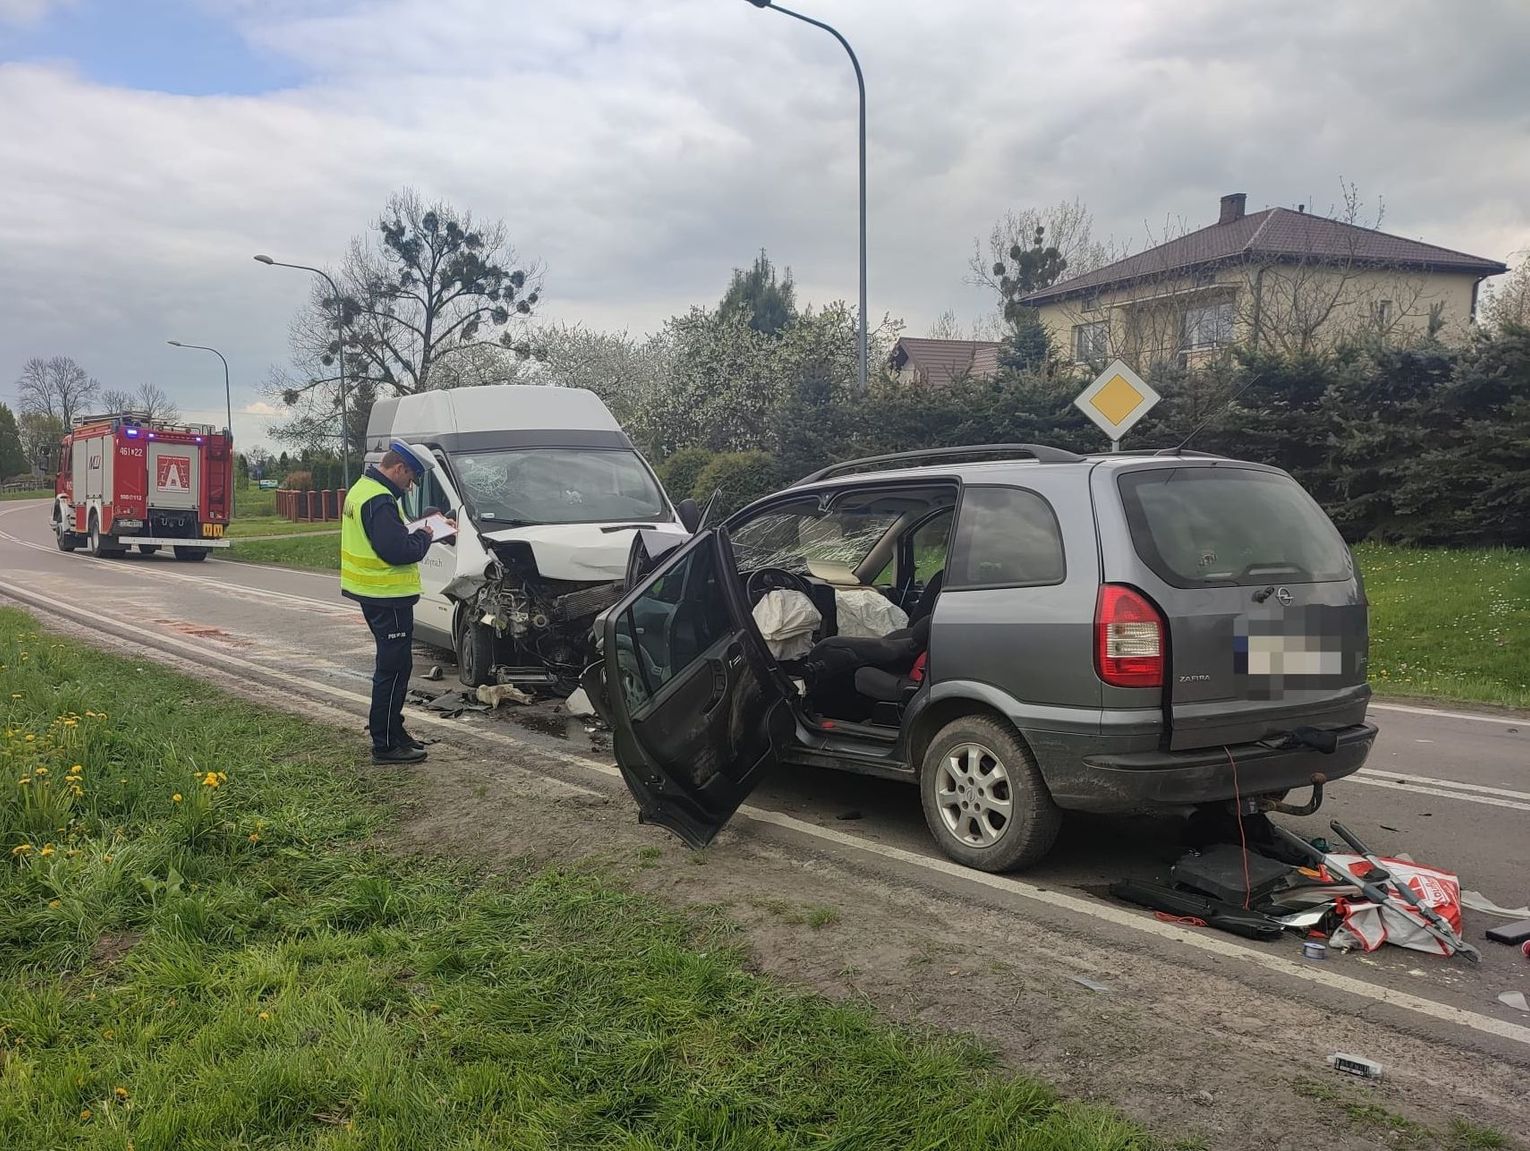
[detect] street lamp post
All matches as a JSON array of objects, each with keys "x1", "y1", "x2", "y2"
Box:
[
  {"x1": 254, "y1": 254, "x2": 351, "y2": 490},
  {"x1": 746, "y1": 0, "x2": 868, "y2": 392},
  {"x1": 166, "y1": 339, "x2": 235, "y2": 514}
]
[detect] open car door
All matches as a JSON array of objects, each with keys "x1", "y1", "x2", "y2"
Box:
[{"x1": 600, "y1": 528, "x2": 793, "y2": 847}]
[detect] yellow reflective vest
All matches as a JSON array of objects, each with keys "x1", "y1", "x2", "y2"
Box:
[{"x1": 340, "y1": 474, "x2": 423, "y2": 600}]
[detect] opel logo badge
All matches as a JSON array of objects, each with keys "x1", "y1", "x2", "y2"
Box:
[{"x1": 1276, "y1": 587, "x2": 1294, "y2": 607}]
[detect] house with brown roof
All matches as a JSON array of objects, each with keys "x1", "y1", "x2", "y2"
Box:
[
  {"x1": 1020, "y1": 193, "x2": 1507, "y2": 372},
  {"x1": 888, "y1": 337, "x2": 1002, "y2": 387}
]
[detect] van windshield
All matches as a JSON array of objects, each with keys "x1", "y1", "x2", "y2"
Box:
[
  {"x1": 1118, "y1": 466, "x2": 1352, "y2": 587},
  {"x1": 452, "y1": 448, "x2": 668, "y2": 526}
]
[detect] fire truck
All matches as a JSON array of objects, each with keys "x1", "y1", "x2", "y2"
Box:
[{"x1": 52, "y1": 413, "x2": 233, "y2": 561}]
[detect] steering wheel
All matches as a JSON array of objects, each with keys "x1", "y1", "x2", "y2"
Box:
[{"x1": 746, "y1": 566, "x2": 815, "y2": 607}]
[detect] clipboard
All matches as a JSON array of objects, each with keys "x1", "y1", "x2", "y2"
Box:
[{"x1": 406, "y1": 512, "x2": 457, "y2": 542}]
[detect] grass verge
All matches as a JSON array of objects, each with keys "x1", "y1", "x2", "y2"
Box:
[
  {"x1": 0, "y1": 607, "x2": 1154, "y2": 1149},
  {"x1": 0, "y1": 490, "x2": 51, "y2": 502},
  {"x1": 1356, "y1": 543, "x2": 1530, "y2": 711},
  {"x1": 224, "y1": 533, "x2": 339, "y2": 571}
]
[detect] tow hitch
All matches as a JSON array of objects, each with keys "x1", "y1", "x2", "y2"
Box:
[{"x1": 1236, "y1": 772, "x2": 1327, "y2": 818}]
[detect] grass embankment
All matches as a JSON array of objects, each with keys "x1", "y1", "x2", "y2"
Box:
[
  {"x1": 0, "y1": 607, "x2": 1153, "y2": 1149},
  {"x1": 0, "y1": 489, "x2": 51, "y2": 502},
  {"x1": 1357, "y1": 544, "x2": 1530, "y2": 711},
  {"x1": 224, "y1": 487, "x2": 340, "y2": 570}
]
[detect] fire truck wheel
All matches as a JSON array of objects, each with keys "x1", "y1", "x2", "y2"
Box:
[
  {"x1": 173, "y1": 547, "x2": 209, "y2": 563},
  {"x1": 137, "y1": 545, "x2": 161, "y2": 556},
  {"x1": 55, "y1": 522, "x2": 80, "y2": 552},
  {"x1": 88, "y1": 516, "x2": 125, "y2": 559}
]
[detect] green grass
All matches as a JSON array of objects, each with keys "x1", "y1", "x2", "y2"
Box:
[
  {"x1": 1356, "y1": 543, "x2": 1530, "y2": 710},
  {"x1": 224, "y1": 533, "x2": 339, "y2": 571},
  {"x1": 0, "y1": 489, "x2": 51, "y2": 502},
  {"x1": 0, "y1": 607, "x2": 1156, "y2": 1150}
]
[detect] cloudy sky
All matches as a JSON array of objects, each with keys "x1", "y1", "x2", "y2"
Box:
[{"x1": 2, "y1": 0, "x2": 1527, "y2": 449}]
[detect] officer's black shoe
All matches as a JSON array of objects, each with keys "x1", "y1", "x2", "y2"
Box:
[
  {"x1": 372, "y1": 745, "x2": 428, "y2": 765},
  {"x1": 398, "y1": 729, "x2": 428, "y2": 751}
]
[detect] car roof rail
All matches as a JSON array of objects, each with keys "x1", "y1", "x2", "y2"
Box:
[
  {"x1": 1149, "y1": 447, "x2": 1225, "y2": 458},
  {"x1": 794, "y1": 443, "x2": 1084, "y2": 486}
]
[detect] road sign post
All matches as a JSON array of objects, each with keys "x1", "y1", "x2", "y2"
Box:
[{"x1": 1074, "y1": 359, "x2": 1160, "y2": 450}]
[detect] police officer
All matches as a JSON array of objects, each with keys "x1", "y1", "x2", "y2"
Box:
[{"x1": 340, "y1": 441, "x2": 451, "y2": 764}]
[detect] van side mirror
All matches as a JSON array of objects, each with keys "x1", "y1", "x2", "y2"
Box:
[{"x1": 676, "y1": 498, "x2": 701, "y2": 534}]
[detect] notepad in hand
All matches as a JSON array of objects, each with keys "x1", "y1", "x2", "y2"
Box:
[{"x1": 406, "y1": 513, "x2": 457, "y2": 542}]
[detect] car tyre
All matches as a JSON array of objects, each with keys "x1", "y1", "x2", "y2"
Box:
[
  {"x1": 88, "y1": 514, "x2": 124, "y2": 559},
  {"x1": 456, "y1": 611, "x2": 495, "y2": 687},
  {"x1": 173, "y1": 546, "x2": 208, "y2": 562},
  {"x1": 919, "y1": 714, "x2": 1061, "y2": 872}
]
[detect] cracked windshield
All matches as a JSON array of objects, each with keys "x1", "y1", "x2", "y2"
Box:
[
  {"x1": 731, "y1": 503, "x2": 897, "y2": 574},
  {"x1": 454, "y1": 448, "x2": 666, "y2": 525}
]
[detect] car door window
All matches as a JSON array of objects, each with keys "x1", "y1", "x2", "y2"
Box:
[
  {"x1": 615, "y1": 539, "x2": 733, "y2": 712},
  {"x1": 910, "y1": 511, "x2": 952, "y2": 585},
  {"x1": 947, "y1": 487, "x2": 1065, "y2": 589}
]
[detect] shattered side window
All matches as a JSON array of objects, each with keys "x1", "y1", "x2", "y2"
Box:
[{"x1": 731, "y1": 502, "x2": 899, "y2": 575}]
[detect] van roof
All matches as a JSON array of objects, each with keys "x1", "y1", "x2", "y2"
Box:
[{"x1": 366, "y1": 386, "x2": 624, "y2": 448}]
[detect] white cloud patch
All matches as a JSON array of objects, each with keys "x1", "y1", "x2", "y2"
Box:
[
  {"x1": 0, "y1": 0, "x2": 74, "y2": 26},
  {"x1": 241, "y1": 401, "x2": 281, "y2": 416},
  {"x1": 2, "y1": 0, "x2": 1528, "y2": 433}
]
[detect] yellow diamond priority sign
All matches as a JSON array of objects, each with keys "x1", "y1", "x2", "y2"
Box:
[{"x1": 1074, "y1": 359, "x2": 1159, "y2": 446}]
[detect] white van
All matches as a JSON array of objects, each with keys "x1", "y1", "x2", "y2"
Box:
[{"x1": 364, "y1": 385, "x2": 697, "y2": 691}]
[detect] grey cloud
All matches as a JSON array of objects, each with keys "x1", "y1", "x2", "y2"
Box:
[{"x1": 2, "y1": 0, "x2": 1527, "y2": 431}]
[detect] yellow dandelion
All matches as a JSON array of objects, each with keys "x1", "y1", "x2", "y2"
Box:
[
  {"x1": 39, "y1": 845, "x2": 55, "y2": 857},
  {"x1": 10, "y1": 843, "x2": 32, "y2": 856},
  {"x1": 257, "y1": 1010, "x2": 270, "y2": 1021},
  {"x1": 80, "y1": 1108, "x2": 92, "y2": 1121},
  {"x1": 17, "y1": 778, "x2": 30, "y2": 787},
  {"x1": 33, "y1": 766, "x2": 48, "y2": 776},
  {"x1": 69, "y1": 785, "x2": 84, "y2": 798},
  {"x1": 112, "y1": 1086, "x2": 128, "y2": 1101},
  {"x1": 171, "y1": 793, "x2": 183, "y2": 804},
  {"x1": 24, "y1": 734, "x2": 35, "y2": 743},
  {"x1": 48, "y1": 899, "x2": 60, "y2": 908},
  {"x1": 248, "y1": 832, "x2": 260, "y2": 843}
]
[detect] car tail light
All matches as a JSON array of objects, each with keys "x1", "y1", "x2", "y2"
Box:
[{"x1": 1095, "y1": 584, "x2": 1164, "y2": 688}]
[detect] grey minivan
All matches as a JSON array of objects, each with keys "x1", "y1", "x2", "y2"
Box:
[{"x1": 586, "y1": 444, "x2": 1376, "y2": 872}]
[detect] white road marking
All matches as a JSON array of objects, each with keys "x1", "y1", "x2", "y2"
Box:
[
  {"x1": 1356, "y1": 769, "x2": 1530, "y2": 803},
  {"x1": 1347, "y1": 776, "x2": 1530, "y2": 813},
  {"x1": 3, "y1": 575, "x2": 1528, "y2": 1051},
  {"x1": 0, "y1": 525, "x2": 351, "y2": 617},
  {"x1": 1371, "y1": 701, "x2": 1525, "y2": 727}
]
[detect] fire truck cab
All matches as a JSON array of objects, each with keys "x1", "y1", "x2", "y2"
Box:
[{"x1": 52, "y1": 413, "x2": 234, "y2": 561}]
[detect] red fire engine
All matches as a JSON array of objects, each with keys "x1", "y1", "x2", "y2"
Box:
[{"x1": 52, "y1": 413, "x2": 233, "y2": 561}]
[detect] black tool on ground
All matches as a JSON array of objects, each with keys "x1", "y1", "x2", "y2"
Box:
[
  {"x1": 1327, "y1": 819, "x2": 1481, "y2": 963},
  {"x1": 1485, "y1": 919, "x2": 1530, "y2": 946},
  {"x1": 1110, "y1": 879, "x2": 1287, "y2": 941},
  {"x1": 1271, "y1": 823, "x2": 1479, "y2": 963},
  {"x1": 1171, "y1": 844, "x2": 1295, "y2": 906}
]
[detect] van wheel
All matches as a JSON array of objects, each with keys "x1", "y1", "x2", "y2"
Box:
[
  {"x1": 456, "y1": 612, "x2": 495, "y2": 687},
  {"x1": 919, "y1": 715, "x2": 1061, "y2": 872},
  {"x1": 173, "y1": 547, "x2": 208, "y2": 562}
]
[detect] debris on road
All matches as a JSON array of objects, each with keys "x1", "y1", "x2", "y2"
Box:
[
  {"x1": 1327, "y1": 1053, "x2": 1384, "y2": 1080},
  {"x1": 423, "y1": 665, "x2": 444, "y2": 681},
  {"x1": 476, "y1": 683, "x2": 534, "y2": 709},
  {"x1": 405, "y1": 688, "x2": 491, "y2": 719},
  {"x1": 1497, "y1": 991, "x2": 1529, "y2": 1013},
  {"x1": 1467, "y1": 892, "x2": 1530, "y2": 920},
  {"x1": 1484, "y1": 918, "x2": 1530, "y2": 945},
  {"x1": 1070, "y1": 976, "x2": 1111, "y2": 993},
  {"x1": 563, "y1": 687, "x2": 596, "y2": 717}
]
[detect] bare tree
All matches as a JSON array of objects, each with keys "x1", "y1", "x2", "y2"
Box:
[
  {"x1": 969, "y1": 199, "x2": 1120, "y2": 301},
  {"x1": 100, "y1": 388, "x2": 136, "y2": 413},
  {"x1": 135, "y1": 383, "x2": 180, "y2": 423},
  {"x1": 270, "y1": 189, "x2": 544, "y2": 453},
  {"x1": 15, "y1": 355, "x2": 101, "y2": 426},
  {"x1": 1482, "y1": 249, "x2": 1530, "y2": 330}
]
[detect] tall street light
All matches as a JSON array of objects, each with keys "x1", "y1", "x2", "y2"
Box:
[
  {"x1": 166, "y1": 339, "x2": 235, "y2": 513},
  {"x1": 254, "y1": 253, "x2": 351, "y2": 490},
  {"x1": 746, "y1": 0, "x2": 868, "y2": 392}
]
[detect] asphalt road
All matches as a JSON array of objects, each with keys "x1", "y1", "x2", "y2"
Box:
[{"x1": 2, "y1": 497, "x2": 1527, "y2": 1055}]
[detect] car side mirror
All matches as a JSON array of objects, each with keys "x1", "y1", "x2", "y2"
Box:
[{"x1": 676, "y1": 497, "x2": 701, "y2": 534}]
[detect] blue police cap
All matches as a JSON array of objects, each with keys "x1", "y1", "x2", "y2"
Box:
[{"x1": 387, "y1": 440, "x2": 428, "y2": 476}]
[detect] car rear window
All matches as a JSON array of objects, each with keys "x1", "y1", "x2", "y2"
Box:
[{"x1": 1117, "y1": 467, "x2": 1352, "y2": 588}]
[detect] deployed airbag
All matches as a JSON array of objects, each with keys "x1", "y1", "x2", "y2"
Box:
[
  {"x1": 752, "y1": 590, "x2": 821, "y2": 660},
  {"x1": 834, "y1": 588, "x2": 909, "y2": 639}
]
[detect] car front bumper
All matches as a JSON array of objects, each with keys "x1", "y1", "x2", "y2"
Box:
[{"x1": 1043, "y1": 722, "x2": 1377, "y2": 813}]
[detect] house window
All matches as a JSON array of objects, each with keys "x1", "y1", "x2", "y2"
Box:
[
  {"x1": 1073, "y1": 321, "x2": 1109, "y2": 363},
  {"x1": 1182, "y1": 300, "x2": 1234, "y2": 350},
  {"x1": 1375, "y1": 300, "x2": 1394, "y2": 327}
]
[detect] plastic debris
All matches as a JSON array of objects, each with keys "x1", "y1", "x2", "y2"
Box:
[
  {"x1": 1499, "y1": 991, "x2": 1530, "y2": 1013},
  {"x1": 477, "y1": 683, "x2": 534, "y2": 709},
  {"x1": 1070, "y1": 976, "x2": 1110, "y2": 993},
  {"x1": 564, "y1": 687, "x2": 596, "y2": 717},
  {"x1": 1327, "y1": 1053, "x2": 1383, "y2": 1080},
  {"x1": 423, "y1": 665, "x2": 443, "y2": 681}
]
